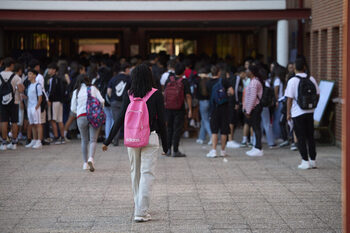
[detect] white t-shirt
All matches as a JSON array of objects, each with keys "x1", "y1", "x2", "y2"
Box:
[
  {"x1": 285, "y1": 73, "x2": 320, "y2": 118},
  {"x1": 160, "y1": 70, "x2": 174, "y2": 86},
  {"x1": 35, "y1": 73, "x2": 45, "y2": 91},
  {"x1": 273, "y1": 77, "x2": 284, "y2": 100},
  {"x1": 27, "y1": 82, "x2": 42, "y2": 109}
]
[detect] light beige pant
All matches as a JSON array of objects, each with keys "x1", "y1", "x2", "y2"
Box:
[{"x1": 127, "y1": 131, "x2": 159, "y2": 217}]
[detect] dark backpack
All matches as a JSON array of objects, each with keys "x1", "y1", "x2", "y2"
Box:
[
  {"x1": 164, "y1": 75, "x2": 184, "y2": 110},
  {"x1": 0, "y1": 73, "x2": 15, "y2": 106},
  {"x1": 259, "y1": 86, "x2": 275, "y2": 107},
  {"x1": 210, "y1": 78, "x2": 228, "y2": 106},
  {"x1": 296, "y1": 74, "x2": 318, "y2": 110},
  {"x1": 94, "y1": 78, "x2": 110, "y2": 107},
  {"x1": 35, "y1": 83, "x2": 47, "y2": 112},
  {"x1": 199, "y1": 77, "x2": 209, "y2": 97}
]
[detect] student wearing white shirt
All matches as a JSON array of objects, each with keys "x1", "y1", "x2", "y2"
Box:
[
  {"x1": 160, "y1": 59, "x2": 176, "y2": 88},
  {"x1": 272, "y1": 65, "x2": 286, "y2": 140},
  {"x1": 285, "y1": 58, "x2": 320, "y2": 169}
]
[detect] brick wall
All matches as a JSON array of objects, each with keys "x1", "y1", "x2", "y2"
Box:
[{"x1": 310, "y1": 0, "x2": 343, "y2": 143}]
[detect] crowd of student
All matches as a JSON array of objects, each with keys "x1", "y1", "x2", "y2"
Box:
[{"x1": 0, "y1": 52, "x2": 319, "y2": 171}]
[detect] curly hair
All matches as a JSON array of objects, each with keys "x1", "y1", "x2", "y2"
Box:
[{"x1": 129, "y1": 64, "x2": 154, "y2": 98}]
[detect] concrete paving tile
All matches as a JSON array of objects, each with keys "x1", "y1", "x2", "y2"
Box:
[
  {"x1": 285, "y1": 218, "x2": 329, "y2": 229},
  {"x1": 169, "y1": 210, "x2": 205, "y2": 220}
]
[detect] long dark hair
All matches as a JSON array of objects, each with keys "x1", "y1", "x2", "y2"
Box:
[
  {"x1": 75, "y1": 75, "x2": 92, "y2": 97},
  {"x1": 129, "y1": 64, "x2": 154, "y2": 98},
  {"x1": 248, "y1": 64, "x2": 265, "y2": 87}
]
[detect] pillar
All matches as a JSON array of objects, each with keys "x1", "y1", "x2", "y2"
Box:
[{"x1": 277, "y1": 20, "x2": 289, "y2": 67}]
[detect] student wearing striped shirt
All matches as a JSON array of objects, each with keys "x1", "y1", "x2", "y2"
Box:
[{"x1": 243, "y1": 65, "x2": 264, "y2": 157}]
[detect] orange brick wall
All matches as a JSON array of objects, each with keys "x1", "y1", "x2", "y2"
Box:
[{"x1": 310, "y1": 0, "x2": 343, "y2": 143}]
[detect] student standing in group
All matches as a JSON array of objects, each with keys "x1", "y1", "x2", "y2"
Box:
[
  {"x1": 206, "y1": 65, "x2": 231, "y2": 158},
  {"x1": 24, "y1": 69, "x2": 43, "y2": 149},
  {"x1": 243, "y1": 65, "x2": 264, "y2": 156},
  {"x1": 103, "y1": 64, "x2": 167, "y2": 222},
  {"x1": 285, "y1": 57, "x2": 319, "y2": 169},
  {"x1": 47, "y1": 62, "x2": 66, "y2": 144},
  {"x1": 0, "y1": 57, "x2": 24, "y2": 150},
  {"x1": 107, "y1": 62, "x2": 131, "y2": 146},
  {"x1": 71, "y1": 75, "x2": 105, "y2": 171},
  {"x1": 160, "y1": 59, "x2": 176, "y2": 89},
  {"x1": 164, "y1": 62, "x2": 192, "y2": 157}
]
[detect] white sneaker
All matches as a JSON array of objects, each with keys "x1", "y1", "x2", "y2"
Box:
[
  {"x1": 208, "y1": 140, "x2": 212, "y2": 146},
  {"x1": 226, "y1": 140, "x2": 240, "y2": 149},
  {"x1": 309, "y1": 160, "x2": 317, "y2": 169},
  {"x1": 246, "y1": 147, "x2": 264, "y2": 157},
  {"x1": 7, "y1": 143, "x2": 17, "y2": 150},
  {"x1": 189, "y1": 119, "x2": 196, "y2": 128},
  {"x1": 183, "y1": 131, "x2": 189, "y2": 138},
  {"x1": 134, "y1": 213, "x2": 151, "y2": 222},
  {"x1": 25, "y1": 140, "x2": 36, "y2": 148},
  {"x1": 0, "y1": 144, "x2": 7, "y2": 151},
  {"x1": 196, "y1": 139, "x2": 204, "y2": 144},
  {"x1": 298, "y1": 160, "x2": 311, "y2": 169},
  {"x1": 32, "y1": 141, "x2": 42, "y2": 149},
  {"x1": 83, "y1": 163, "x2": 89, "y2": 170},
  {"x1": 220, "y1": 150, "x2": 227, "y2": 157},
  {"x1": 206, "y1": 149, "x2": 218, "y2": 158},
  {"x1": 88, "y1": 158, "x2": 95, "y2": 172}
]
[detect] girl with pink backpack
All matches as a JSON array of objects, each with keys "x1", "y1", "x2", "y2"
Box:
[{"x1": 102, "y1": 64, "x2": 167, "y2": 222}]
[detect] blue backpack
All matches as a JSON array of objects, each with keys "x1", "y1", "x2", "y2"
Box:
[{"x1": 210, "y1": 78, "x2": 228, "y2": 106}]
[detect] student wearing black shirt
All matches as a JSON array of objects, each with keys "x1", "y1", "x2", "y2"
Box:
[
  {"x1": 164, "y1": 62, "x2": 192, "y2": 157},
  {"x1": 103, "y1": 64, "x2": 167, "y2": 222}
]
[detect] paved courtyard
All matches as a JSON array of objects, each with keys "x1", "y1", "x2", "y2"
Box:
[{"x1": 0, "y1": 135, "x2": 342, "y2": 233}]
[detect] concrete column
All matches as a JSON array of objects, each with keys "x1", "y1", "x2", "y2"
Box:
[
  {"x1": 277, "y1": 20, "x2": 289, "y2": 67},
  {"x1": 258, "y1": 27, "x2": 268, "y2": 64},
  {"x1": 0, "y1": 27, "x2": 4, "y2": 57}
]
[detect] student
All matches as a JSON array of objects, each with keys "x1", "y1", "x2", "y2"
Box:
[
  {"x1": 71, "y1": 75, "x2": 105, "y2": 172},
  {"x1": 206, "y1": 65, "x2": 231, "y2": 158},
  {"x1": 240, "y1": 67, "x2": 252, "y2": 147},
  {"x1": 272, "y1": 65, "x2": 287, "y2": 140},
  {"x1": 285, "y1": 57, "x2": 319, "y2": 169},
  {"x1": 243, "y1": 65, "x2": 264, "y2": 156},
  {"x1": 103, "y1": 64, "x2": 167, "y2": 222},
  {"x1": 0, "y1": 57, "x2": 24, "y2": 150},
  {"x1": 164, "y1": 62, "x2": 192, "y2": 157},
  {"x1": 24, "y1": 69, "x2": 43, "y2": 149},
  {"x1": 47, "y1": 62, "x2": 65, "y2": 144},
  {"x1": 160, "y1": 59, "x2": 176, "y2": 88},
  {"x1": 107, "y1": 62, "x2": 131, "y2": 146}
]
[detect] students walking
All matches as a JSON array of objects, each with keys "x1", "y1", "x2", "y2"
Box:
[
  {"x1": 71, "y1": 75, "x2": 105, "y2": 172},
  {"x1": 285, "y1": 57, "x2": 319, "y2": 169},
  {"x1": 102, "y1": 64, "x2": 167, "y2": 222}
]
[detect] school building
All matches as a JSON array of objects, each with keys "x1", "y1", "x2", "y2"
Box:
[{"x1": 0, "y1": 0, "x2": 343, "y2": 143}]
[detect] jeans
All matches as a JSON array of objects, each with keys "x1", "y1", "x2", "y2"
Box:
[
  {"x1": 198, "y1": 100, "x2": 212, "y2": 141},
  {"x1": 293, "y1": 113, "x2": 317, "y2": 161},
  {"x1": 127, "y1": 131, "x2": 159, "y2": 216},
  {"x1": 261, "y1": 107, "x2": 275, "y2": 146},
  {"x1": 166, "y1": 109, "x2": 185, "y2": 152},
  {"x1": 77, "y1": 116, "x2": 100, "y2": 163},
  {"x1": 248, "y1": 105, "x2": 263, "y2": 150},
  {"x1": 273, "y1": 103, "x2": 283, "y2": 139},
  {"x1": 104, "y1": 107, "x2": 114, "y2": 139}
]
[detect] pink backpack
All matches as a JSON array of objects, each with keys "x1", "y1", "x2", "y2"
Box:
[{"x1": 124, "y1": 88, "x2": 157, "y2": 148}]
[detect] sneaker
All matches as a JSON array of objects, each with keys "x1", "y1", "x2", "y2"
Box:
[
  {"x1": 226, "y1": 140, "x2": 240, "y2": 149},
  {"x1": 246, "y1": 147, "x2": 264, "y2": 157},
  {"x1": 206, "y1": 149, "x2": 217, "y2": 158},
  {"x1": 25, "y1": 140, "x2": 36, "y2": 148},
  {"x1": 309, "y1": 160, "x2": 317, "y2": 169},
  {"x1": 196, "y1": 139, "x2": 204, "y2": 145},
  {"x1": 220, "y1": 150, "x2": 227, "y2": 157},
  {"x1": 60, "y1": 138, "x2": 66, "y2": 144},
  {"x1": 172, "y1": 151, "x2": 186, "y2": 157},
  {"x1": 0, "y1": 144, "x2": 7, "y2": 151},
  {"x1": 290, "y1": 143, "x2": 298, "y2": 151},
  {"x1": 41, "y1": 140, "x2": 50, "y2": 145},
  {"x1": 134, "y1": 213, "x2": 151, "y2": 222},
  {"x1": 268, "y1": 144, "x2": 278, "y2": 149},
  {"x1": 208, "y1": 140, "x2": 212, "y2": 146},
  {"x1": 53, "y1": 137, "x2": 62, "y2": 145},
  {"x1": 240, "y1": 141, "x2": 248, "y2": 148},
  {"x1": 279, "y1": 140, "x2": 289, "y2": 147},
  {"x1": 25, "y1": 139, "x2": 32, "y2": 146},
  {"x1": 83, "y1": 162, "x2": 89, "y2": 170},
  {"x1": 298, "y1": 160, "x2": 310, "y2": 169},
  {"x1": 64, "y1": 136, "x2": 70, "y2": 142},
  {"x1": 88, "y1": 158, "x2": 95, "y2": 172},
  {"x1": 189, "y1": 119, "x2": 196, "y2": 128},
  {"x1": 248, "y1": 142, "x2": 254, "y2": 147},
  {"x1": 183, "y1": 131, "x2": 189, "y2": 138},
  {"x1": 166, "y1": 150, "x2": 172, "y2": 157},
  {"x1": 7, "y1": 143, "x2": 17, "y2": 150},
  {"x1": 32, "y1": 141, "x2": 42, "y2": 149}
]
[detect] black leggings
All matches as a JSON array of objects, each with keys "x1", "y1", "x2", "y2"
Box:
[{"x1": 248, "y1": 105, "x2": 263, "y2": 150}]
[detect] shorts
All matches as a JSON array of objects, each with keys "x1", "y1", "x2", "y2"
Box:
[
  {"x1": 210, "y1": 103, "x2": 230, "y2": 134},
  {"x1": 18, "y1": 106, "x2": 24, "y2": 126},
  {"x1": 27, "y1": 107, "x2": 41, "y2": 125},
  {"x1": 229, "y1": 107, "x2": 238, "y2": 125},
  {"x1": 0, "y1": 104, "x2": 19, "y2": 123},
  {"x1": 48, "y1": 101, "x2": 63, "y2": 122}
]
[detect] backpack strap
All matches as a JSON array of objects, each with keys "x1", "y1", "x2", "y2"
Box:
[
  {"x1": 143, "y1": 88, "x2": 157, "y2": 102},
  {"x1": 0, "y1": 73, "x2": 15, "y2": 85}
]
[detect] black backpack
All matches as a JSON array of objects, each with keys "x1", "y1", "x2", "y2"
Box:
[
  {"x1": 0, "y1": 73, "x2": 16, "y2": 106},
  {"x1": 259, "y1": 85, "x2": 275, "y2": 108},
  {"x1": 35, "y1": 83, "x2": 47, "y2": 112},
  {"x1": 296, "y1": 74, "x2": 318, "y2": 110}
]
